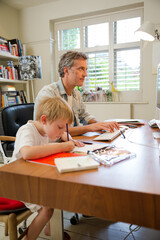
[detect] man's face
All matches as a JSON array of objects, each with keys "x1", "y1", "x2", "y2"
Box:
[{"x1": 66, "y1": 59, "x2": 88, "y2": 87}]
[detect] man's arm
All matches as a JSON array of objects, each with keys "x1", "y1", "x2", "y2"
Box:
[
  {"x1": 68, "y1": 123, "x2": 95, "y2": 136},
  {"x1": 69, "y1": 118, "x2": 119, "y2": 136}
]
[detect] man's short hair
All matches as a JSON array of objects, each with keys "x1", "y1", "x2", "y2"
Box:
[
  {"x1": 58, "y1": 51, "x2": 88, "y2": 78},
  {"x1": 36, "y1": 96, "x2": 73, "y2": 124}
]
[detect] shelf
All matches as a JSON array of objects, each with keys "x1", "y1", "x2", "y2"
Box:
[
  {"x1": 0, "y1": 52, "x2": 19, "y2": 61},
  {"x1": 0, "y1": 79, "x2": 27, "y2": 84}
]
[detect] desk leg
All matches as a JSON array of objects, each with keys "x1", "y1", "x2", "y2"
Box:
[{"x1": 50, "y1": 209, "x2": 64, "y2": 240}]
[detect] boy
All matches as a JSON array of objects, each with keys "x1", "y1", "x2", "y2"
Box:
[{"x1": 12, "y1": 96, "x2": 77, "y2": 240}]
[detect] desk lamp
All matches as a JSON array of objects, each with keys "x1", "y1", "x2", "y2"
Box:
[{"x1": 135, "y1": 21, "x2": 160, "y2": 41}]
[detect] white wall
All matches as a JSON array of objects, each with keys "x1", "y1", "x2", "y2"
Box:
[
  {"x1": 0, "y1": 2, "x2": 20, "y2": 39},
  {"x1": 2, "y1": 0, "x2": 160, "y2": 121}
]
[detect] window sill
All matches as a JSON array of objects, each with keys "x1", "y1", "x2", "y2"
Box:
[{"x1": 84, "y1": 101, "x2": 149, "y2": 104}]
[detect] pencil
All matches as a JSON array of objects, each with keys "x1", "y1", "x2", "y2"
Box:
[
  {"x1": 66, "y1": 123, "x2": 69, "y2": 141},
  {"x1": 120, "y1": 130, "x2": 125, "y2": 139}
]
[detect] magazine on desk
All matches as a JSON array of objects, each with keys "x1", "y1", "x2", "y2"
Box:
[
  {"x1": 87, "y1": 145, "x2": 136, "y2": 166},
  {"x1": 111, "y1": 119, "x2": 144, "y2": 125}
]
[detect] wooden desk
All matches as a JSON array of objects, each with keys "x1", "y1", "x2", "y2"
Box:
[{"x1": 0, "y1": 123, "x2": 160, "y2": 234}]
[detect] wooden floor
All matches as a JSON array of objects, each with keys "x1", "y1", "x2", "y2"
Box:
[{"x1": 1, "y1": 211, "x2": 160, "y2": 240}]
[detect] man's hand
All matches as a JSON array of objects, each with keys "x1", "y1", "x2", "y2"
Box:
[{"x1": 88, "y1": 121, "x2": 119, "y2": 132}]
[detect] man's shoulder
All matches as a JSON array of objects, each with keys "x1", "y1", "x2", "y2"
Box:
[
  {"x1": 41, "y1": 82, "x2": 58, "y2": 91},
  {"x1": 37, "y1": 82, "x2": 59, "y2": 97}
]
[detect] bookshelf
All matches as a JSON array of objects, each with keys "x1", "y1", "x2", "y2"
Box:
[
  {"x1": 0, "y1": 52, "x2": 30, "y2": 103},
  {"x1": 0, "y1": 50, "x2": 39, "y2": 104},
  {"x1": 0, "y1": 37, "x2": 42, "y2": 105},
  {"x1": 0, "y1": 36, "x2": 43, "y2": 106},
  {"x1": 0, "y1": 51, "x2": 19, "y2": 60}
]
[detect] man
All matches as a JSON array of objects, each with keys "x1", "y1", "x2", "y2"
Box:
[{"x1": 34, "y1": 51, "x2": 119, "y2": 136}]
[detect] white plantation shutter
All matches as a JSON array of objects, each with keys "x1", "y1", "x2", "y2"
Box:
[
  {"x1": 85, "y1": 52, "x2": 109, "y2": 91},
  {"x1": 58, "y1": 27, "x2": 80, "y2": 51},
  {"x1": 54, "y1": 8, "x2": 143, "y2": 100},
  {"x1": 114, "y1": 17, "x2": 141, "y2": 44},
  {"x1": 84, "y1": 22, "x2": 109, "y2": 48},
  {"x1": 113, "y1": 48, "x2": 140, "y2": 90},
  {"x1": 113, "y1": 17, "x2": 141, "y2": 91}
]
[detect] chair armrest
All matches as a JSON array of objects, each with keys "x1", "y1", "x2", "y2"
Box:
[{"x1": 0, "y1": 136, "x2": 16, "y2": 141}]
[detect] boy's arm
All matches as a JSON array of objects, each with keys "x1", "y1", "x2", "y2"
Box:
[{"x1": 20, "y1": 141, "x2": 75, "y2": 160}]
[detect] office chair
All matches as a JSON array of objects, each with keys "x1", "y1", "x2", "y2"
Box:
[
  {"x1": 0, "y1": 103, "x2": 34, "y2": 239},
  {"x1": 0, "y1": 103, "x2": 34, "y2": 164}
]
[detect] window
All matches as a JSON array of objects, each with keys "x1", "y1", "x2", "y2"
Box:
[
  {"x1": 114, "y1": 48, "x2": 140, "y2": 90},
  {"x1": 54, "y1": 8, "x2": 143, "y2": 101},
  {"x1": 84, "y1": 22, "x2": 109, "y2": 47},
  {"x1": 58, "y1": 28, "x2": 80, "y2": 50},
  {"x1": 85, "y1": 52, "x2": 109, "y2": 90}
]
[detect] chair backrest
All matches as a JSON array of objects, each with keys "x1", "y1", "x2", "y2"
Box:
[{"x1": 2, "y1": 103, "x2": 34, "y2": 137}]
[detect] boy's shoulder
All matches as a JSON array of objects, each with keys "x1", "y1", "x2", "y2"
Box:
[{"x1": 18, "y1": 121, "x2": 35, "y2": 132}]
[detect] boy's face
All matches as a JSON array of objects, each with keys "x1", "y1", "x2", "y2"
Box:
[{"x1": 44, "y1": 118, "x2": 67, "y2": 141}]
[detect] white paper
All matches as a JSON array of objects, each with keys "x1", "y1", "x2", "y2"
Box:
[{"x1": 73, "y1": 143, "x2": 108, "y2": 153}]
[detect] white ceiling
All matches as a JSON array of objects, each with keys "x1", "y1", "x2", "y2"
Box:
[{"x1": 2, "y1": 0, "x2": 59, "y2": 10}]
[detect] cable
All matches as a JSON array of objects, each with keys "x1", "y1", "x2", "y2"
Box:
[
  {"x1": 124, "y1": 127, "x2": 160, "y2": 150},
  {"x1": 123, "y1": 224, "x2": 141, "y2": 240}
]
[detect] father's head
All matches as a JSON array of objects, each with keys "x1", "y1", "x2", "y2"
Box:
[{"x1": 58, "y1": 51, "x2": 88, "y2": 78}]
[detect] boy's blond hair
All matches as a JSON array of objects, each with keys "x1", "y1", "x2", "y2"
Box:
[{"x1": 36, "y1": 96, "x2": 73, "y2": 124}]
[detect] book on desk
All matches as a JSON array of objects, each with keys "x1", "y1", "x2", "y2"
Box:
[{"x1": 27, "y1": 151, "x2": 99, "y2": 173}]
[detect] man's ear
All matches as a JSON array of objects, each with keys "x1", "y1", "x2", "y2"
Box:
[
  {"x1": 41, "y1": 115, "x2": 47, "y2": 124},
  {"x1": 63, "y1": 67, "x2": 69, "y2": 75}
]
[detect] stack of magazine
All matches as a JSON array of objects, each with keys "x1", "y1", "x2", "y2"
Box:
[{"x1": 87, "y1": 145, "x2": 136, "y2": 166}]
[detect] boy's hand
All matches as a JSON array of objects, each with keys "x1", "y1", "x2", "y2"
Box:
[
  {"x1": 71, "y1": 139, "x2": 85, "y2": 147},
  {"x1": 64, "y1": 141, "x2": 75, "y2": 152},
  {"x1": 61, "y1": 132, "x2": 85, "y2": 147},
  {"x1": 61, "y1": 132, "x2": 72, "y2": 142}
]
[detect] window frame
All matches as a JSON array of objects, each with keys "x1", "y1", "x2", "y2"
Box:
[{"x1": 54, "y1": 7, "x2": 144, "y2": 102}]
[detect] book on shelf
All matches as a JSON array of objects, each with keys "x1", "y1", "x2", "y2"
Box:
[
  {"x1": 0, "y1": 62, "x2": 19, "y2": 80},
  {"x1": 7, "y1": 39, "x2": 24, "y2": 57},
  {"x1": 1, "y1": 85, "x2": 16, "y2": 91},
  {"x1": 0, "y1": 36, "x2": 7, "y2": 43},
  {"x1": 0, "y1": 90, "x2": 27, "y2": 107},
  {"x1": 0, "y1": 37, "x2": 10, "y2": 55},
  {"x1": 19, "y1": 90, "x2": 27, "y2": 103}
]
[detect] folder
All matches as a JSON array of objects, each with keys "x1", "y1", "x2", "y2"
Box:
[{"x1": 27, "y1": 152, "x2": 83, "y2": 167}]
